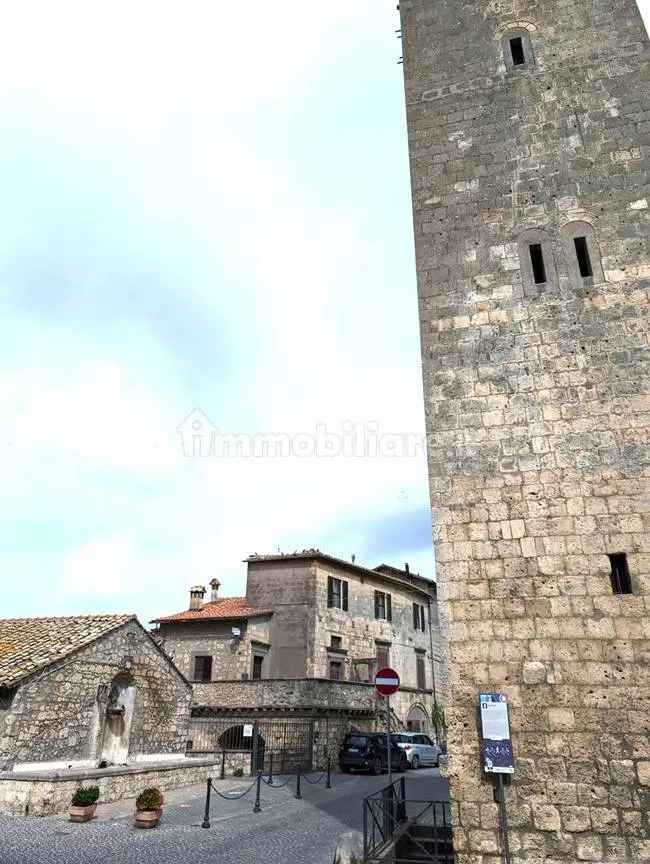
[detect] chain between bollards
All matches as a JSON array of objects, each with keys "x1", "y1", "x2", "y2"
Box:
[
  {"x1": 326, "y1": 757, "x2": 331, "y2": 789},
  {"x1": 295, "y1": 766, "x2": 302, "y2": 799},
  {"x1": 253, "y1": 771, "x2": 262, "y2": 813},
  {"x1": 201, "y1": 778, "x2": 212, "y2": 829}
]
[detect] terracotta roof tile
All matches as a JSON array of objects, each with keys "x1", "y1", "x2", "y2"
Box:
[
  {"x1": 152, "y1": 597, "x2": 273, "y2": 624},
  {"x1": 0, "y1": 614, "x2": 134, "y2": 688}
]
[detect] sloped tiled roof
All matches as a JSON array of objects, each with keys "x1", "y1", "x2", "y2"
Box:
[
  {"x1": 152, "y1": 597, "x2": 273, "y2": 624},
  {"x1": 0, "y1": 614, "x2": 134, "y2": 689}
]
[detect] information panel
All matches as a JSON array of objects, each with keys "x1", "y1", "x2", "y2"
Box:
[{"x1": 479, "y1": 693, "x2": 514, "y2": 775}]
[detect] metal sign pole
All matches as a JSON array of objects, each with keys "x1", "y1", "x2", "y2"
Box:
[{"x1": 386, "y1": 695, "x2": 392, "y2": 787}]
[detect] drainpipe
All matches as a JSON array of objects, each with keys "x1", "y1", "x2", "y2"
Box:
[{"x1": 427, "y1": 596, "x2": 439, "y2": 743}]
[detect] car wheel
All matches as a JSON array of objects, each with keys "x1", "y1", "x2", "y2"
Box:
[{"x1": 411, "y1": 755, "x2": 420, "y2": 770}]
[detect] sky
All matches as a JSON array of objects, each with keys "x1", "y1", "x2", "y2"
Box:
[{"x1": 2, "y1": 2, "x2": 649, "y2": 624}]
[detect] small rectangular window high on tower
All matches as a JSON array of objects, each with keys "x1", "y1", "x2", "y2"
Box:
[
  {"x1": 574, "y1": 236, "x2": 593, "y2": 278},
  {"x1": 510, "y1": 37, "x2": 525, "y2": 66},
  {"x1": 529, "y1": 243, "x2": 547, "y2": 284},
  {"x1": 608, "y1": 553, "x2": 632, "y2": 594}
]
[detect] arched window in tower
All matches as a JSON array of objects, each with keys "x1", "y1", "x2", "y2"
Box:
[
  {"x1": 517, "y1": 228, "x2": 557, "y2": 292},
  {"x1": 561, "y1": 221, "x2": 605, "y2": 287},
  {"x1": 502, "y1": 29, "x2": 535, "y2": 70}
]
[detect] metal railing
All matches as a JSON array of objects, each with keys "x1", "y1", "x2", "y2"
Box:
[{"x1": 363, "y1": 779, "x2": 454, "y2": 863}]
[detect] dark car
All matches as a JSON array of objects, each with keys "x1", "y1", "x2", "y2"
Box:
[{"x1": 339, "y1": 733, "x2": 408, "y2": 775}]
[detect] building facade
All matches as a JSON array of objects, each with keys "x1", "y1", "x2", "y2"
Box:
[
  {"x1": 0, "y1": 615, "x2": 191, "y2": 773},
  {"x1": 153, "y1": 551, "x2": 445, "y2": 765},
  {"x1": 400, "y1": 1, "x2": 650, "y2": 862}
]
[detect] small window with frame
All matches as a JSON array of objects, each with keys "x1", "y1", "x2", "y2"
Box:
[
  {"x1": 502, "y1": 30, "x2": 534, "y2": 69},
  {"x1": 374, "y1": 591, "x2": 392, "y2": 621},
  {"x1": 327, "y1": 576, "x2": 349, "y2": 611},
  {"x1": 193, "y1": 655, "x2": 213, "y2": 682}
]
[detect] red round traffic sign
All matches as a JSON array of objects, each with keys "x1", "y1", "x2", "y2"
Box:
[{"x1": 375, "y1": 666, "x2": 400, "y2": 696}]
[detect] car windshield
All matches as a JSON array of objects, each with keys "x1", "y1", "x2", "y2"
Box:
[{"x1": 345, "y1": 736, "x2": 369, "y2": 748}]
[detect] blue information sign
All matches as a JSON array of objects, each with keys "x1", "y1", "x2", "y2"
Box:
[{"x1": 479, "y1": 693, "x2": 514, "y2": 775}]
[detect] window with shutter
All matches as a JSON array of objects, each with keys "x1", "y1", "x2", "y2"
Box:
[
  {"x1": 342, "y1": 580, "x2": 349, "y2": 611},
  {"x1": 386, "y1": 594, "x2": 392, "y2": 622},
  {"x1": 413, "y1": 603, "x2": 419, "y2": 629},
  {"x1": 420, "y1": 605, "x2": 426, "y2": 631},
  {"x1": 374, "y1": 591, "x2": 386, "y2": 620}
]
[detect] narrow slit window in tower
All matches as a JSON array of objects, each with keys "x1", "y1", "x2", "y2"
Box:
[
  {"x1": 608, "y1": 553, "x2": 632, "y2": 595},
  {"x1": 510, "y1": 37, "x2": 525, "y2": 66},
  {"x1": 574, "y1": 236, "x2": 593, "y2": 278},
  {"x1": 529, "y1": 243, "x2": 547, "y2": 283}
]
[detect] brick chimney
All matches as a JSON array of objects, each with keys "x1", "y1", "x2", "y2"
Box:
[
  {"x1": 209, "y1": 578, "x2": 221, "y2": 603},
  {"x1": 189, "y1": 585, "x2": 206, "y2": 611}
]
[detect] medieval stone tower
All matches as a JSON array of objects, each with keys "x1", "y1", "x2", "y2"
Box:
[{"x1": 399, "y1": 1, "x2": 650, "y2": 862}]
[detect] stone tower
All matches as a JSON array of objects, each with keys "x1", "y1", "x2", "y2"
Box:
[{"x1": 399, "y1": 1, "x2": 650, "y2": 862}]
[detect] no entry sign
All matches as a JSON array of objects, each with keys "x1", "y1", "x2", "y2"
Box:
[{"x1": 375, "y1": 667, "x2": 400, "y2": 696}]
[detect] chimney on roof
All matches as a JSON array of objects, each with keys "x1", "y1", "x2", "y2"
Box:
[
  {"x1": 189, "y1": 585, "x2": 206, "y2": 611},
  {"x1": 404, "y1": 563, "x2": 410, "y2": 575},
  {"x1": 209, "y1": 578, "x2": 221, "y2": 603}
]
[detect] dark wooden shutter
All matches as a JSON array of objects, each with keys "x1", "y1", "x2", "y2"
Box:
[
  {"x1": 413, "y1": 603, "x2": 419, "y2": 629},
  {"x1": 386, "y1": 594, "x2": 392, "y2": 622},
  {"x1": 420, "y1": 606, "x2": 426, "y2": 631},
  {"x1": 342, "y1": 580, "x2": 349, "y2": 611},
  {"x1": 327, "y1": 576, "x2": 334, "y2": 608},
  {"x1": 416, "y1": 656, "x2": 425, "y2": 689}
]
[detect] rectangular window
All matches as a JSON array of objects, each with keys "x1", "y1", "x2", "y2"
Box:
[
  {"x1": 376, "y1": 644, "x2": 390, "y2": 670},
  {"x1": 374, "y1": 591, "x2": 392, "y2": 621},
  {"x1": 330, "y1": 635, "x2": 342, "y2": 650},
  {"x1": 529, "y1": 243, "x2": 547, "y2": 284},
  {"x1": 510, "y1": 36, "x2": 525, "y2": 66},
  {"x1": 416, "y1": 655, "x2": 426, "y2": 690},
  {"x1": 193, "y1": 655, "x2": 213, "y2": 682},
  {"x1": 413, "y1": 602, "x2": 427, "y2": 631},
  {"x1": 252, "y1": 655, "x2": 264, "y2": 680},
  {"x1": 574, "y1": 236, "x2": 593, "y2": 278},
  {"x1": 608, "y1": 553, "x2": 632, "y2": 595},
  {"x1": 328, "y1": 577, "x2": 349, "y2": 611},
  {"x1": 329, "y1": 660, "x2": 342, "y2": 681}
]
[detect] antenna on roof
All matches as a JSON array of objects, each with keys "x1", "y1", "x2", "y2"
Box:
[{"x1": 351, "y1": 554, "x2": 356, "y2": 564}]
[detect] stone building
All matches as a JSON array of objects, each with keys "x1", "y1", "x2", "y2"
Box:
[
  {"x1": 399, "y1": 1, "x2": 650, "y2": 862},
  {"x1": 0, "y1": 614, "x2": 191, "y2": 772},
  {"x1": 153, "y1": 551, "x2": 444, "y2": 766}
]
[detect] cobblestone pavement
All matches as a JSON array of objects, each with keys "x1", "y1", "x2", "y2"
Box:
[{"x1": 0, "y1": 768, "x2": 448, "y2": 864}]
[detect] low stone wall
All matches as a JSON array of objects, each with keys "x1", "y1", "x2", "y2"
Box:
[
  {"x1": 0, "y1": 755, "x2": 250, "y2": 817},
  {"x1": 193, "y1": 678, "x2": 379, "y2": 713}
]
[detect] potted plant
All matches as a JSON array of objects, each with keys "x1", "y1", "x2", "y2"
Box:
[
  {"x1": 69, "y1": 786, "x2": 100, "y2": 822},
  {"x1": 134, "y1": 787, "x2": 164, "y2": 829}
]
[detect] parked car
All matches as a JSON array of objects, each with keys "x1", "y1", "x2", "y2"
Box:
[
  {"x1": 339, "y1": 733, "x2": 408, "y2": 775},
  {"x1": 391, "y1": 732, "x2": 441, "y2": 769}
]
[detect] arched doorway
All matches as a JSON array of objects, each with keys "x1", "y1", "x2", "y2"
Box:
[
  {"x1": 406, "y1": 703, "x2": 429, "y2": 733},
  {"x1": 218, "y1": 725, "x2": 266, "y2": 771},
  {"x1": 100, "y1": 672, "x2": 136, "y2": 765}
]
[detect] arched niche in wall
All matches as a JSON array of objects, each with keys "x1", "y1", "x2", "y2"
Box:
[
  {"x1": 99, "y1": 672, "x2": 136, "y2": 766},
  {"x1": 561, "y1": 220, "x2": 605, "y2": 288},
  {"x1": 517, "y1": 227, "x2": 558, "y2": 294}
]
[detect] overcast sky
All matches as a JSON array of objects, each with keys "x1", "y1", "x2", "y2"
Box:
[{"x1": 2, "y1": 2, "x2": 649, "y2": 623}]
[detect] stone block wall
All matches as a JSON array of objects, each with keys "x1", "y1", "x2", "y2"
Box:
[
  {"x1": 1, "y1": 620, "x2": 191, "y2": 769},
  {"x1": 400, "y1": 0, "x2": 650, "y2": 861}
]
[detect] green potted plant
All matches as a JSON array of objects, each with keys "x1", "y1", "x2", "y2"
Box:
[
  {"x1": 134, "y1": 787, "x2": 164, "y2": 829},
  {"x1": 69, "y1": 786, "x2": 100, "y2": 822}
]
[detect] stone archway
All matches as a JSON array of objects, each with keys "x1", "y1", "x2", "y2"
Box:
[
  {"x1": 406, "y1": 703, "x2": 430, "y2": 733},
  {"x1": 100, "y1": 672, "x2": 136, "y2": 765}
]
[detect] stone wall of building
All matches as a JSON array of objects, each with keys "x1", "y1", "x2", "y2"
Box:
[
  {"x1": 1, "y1": 620, "x2": 191, "y2": 770},
  {"x1": 157, "y1": 616, "x2": 273, "y2": 683},
  {"x1": 400, "y1": 0, "x2": 650, "y2": 861},
  {"x1": 192, "y1": 678, "x2": 379, "y2": 713}
]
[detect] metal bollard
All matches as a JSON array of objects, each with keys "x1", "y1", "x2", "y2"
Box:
[
  {"x1": 295, "y1": 766, "x2": 302, "y2": 800},
  {"x1": 201, "y1": 778, "x2": 212, "y2": 829},
  {"x1": 326, "y1": 756, "x2": 331, "y2": 789},
  {"x1": 220, "y1": 749, "x2": 226, "y2": 780},
  {"x1": 253, "y1": 771, "x2": 262, "y2": 813},
  {"x1": 268, "y1": 752, "x2": 274, "y2": 785}
]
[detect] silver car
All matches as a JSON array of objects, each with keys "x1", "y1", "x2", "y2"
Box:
[{"x1": 392, "y1": 732, "x2": 441, "y2": 769}]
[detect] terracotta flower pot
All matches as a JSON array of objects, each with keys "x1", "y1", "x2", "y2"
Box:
[
  {"x1": 134, "y1": 807, "x2": 162, "y2": 829},
  {"x1": 69, "y1": 804, "x2": 97, "y2": 823}
]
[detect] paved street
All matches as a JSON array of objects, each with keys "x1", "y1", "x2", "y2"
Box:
[{"x1": 1, "y1": 768, "x2": 448, "y2": 864}]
